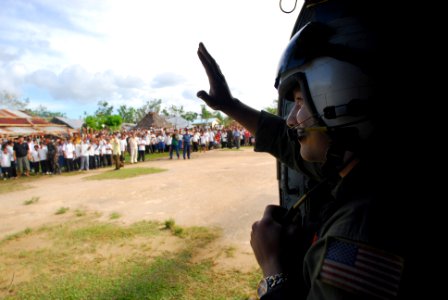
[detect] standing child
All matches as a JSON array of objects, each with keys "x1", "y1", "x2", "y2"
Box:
[
  {"x1": 30, "y1": 144, "x2": 40, "y2": 174},
  {"x1": 1, "y1": 145, "x2": 12, "y2": 179}
]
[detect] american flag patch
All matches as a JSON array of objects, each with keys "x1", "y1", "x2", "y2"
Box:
[{"x1": 318, "y1": 237, "x2": 404, "y2": 299}]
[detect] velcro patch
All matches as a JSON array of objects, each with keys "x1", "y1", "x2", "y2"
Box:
[{"x1": 318, "y1": 237, "x2": 404, "y2": 299}]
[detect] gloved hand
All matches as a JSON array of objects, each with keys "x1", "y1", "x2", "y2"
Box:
[
  {"x1": 196, "y1": 42, "x2": 238, "y2": 111},
  {"x1": 251, "y1": 205, "x2": 303, "y2": 277}
]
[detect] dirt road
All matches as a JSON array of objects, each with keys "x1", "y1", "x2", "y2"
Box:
[{"x1": 0, "y1": 148, "x2": 278, "y2": 270}]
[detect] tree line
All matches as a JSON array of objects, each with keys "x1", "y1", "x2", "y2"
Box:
[{"x1": 1, "y1": 90, "x2": 278, "y2": 130}]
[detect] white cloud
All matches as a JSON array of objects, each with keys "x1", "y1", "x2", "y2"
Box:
[
  {"x1": 0, "y1": 0, "x2": 301, "y2": 117},
  {"x1": 151, "y1": 73, "x2": 186, "y2": 88},
  {"x1": 26, "y1": 65, "x2": 146, "y2": 102}
]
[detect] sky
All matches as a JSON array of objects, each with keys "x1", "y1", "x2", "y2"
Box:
[{"x1": 0, "y1": 0, "x2": 301, "y2": 119}]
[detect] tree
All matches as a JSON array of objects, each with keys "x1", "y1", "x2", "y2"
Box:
[
  {"x1": 117, "y1": 105, "x2": 136, "y2": 123},
  {"x1": 147, "y1": 99, "x2": 162, "y2": 113},
  {"x1": 182, "y1": 111, "x2": 198, "y2": 122},
  {"x1": 221, "y1": 115, "x2": 234, "y2": 128},
  {"x1": 84, "y1": 115, "x2": 105, "y2": 130},
  {"x1": 0, "y1": 90, "x2": 29, "y2": 109},
  {"x1": 264, "y1": 99, "x2": 278, "y2": 115},
  {"x1": 24, "y1": 105, "x2": 66, "y2": 118},
  {"x1": 95, "y1": 100, "x2": 114, "y2": 117},
  {"x1": 104, "y1": 115, "x2": 122, "y2": 130},
  {"x1": 161, "y1": 108, "x2": 170, "y2": 117},
  {"x1": 135, "y1": 99, "x2": 163, "y2": 122},
  {"x1": 200, "y1": 104, "x2": 213, "y2": 120},
  {"x1": 168, "y1": 104, "x2": 185, "y2": 117}
]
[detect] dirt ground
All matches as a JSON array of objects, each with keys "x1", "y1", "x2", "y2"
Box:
[{"x1": 0, "y1": 148, "x2": 278, "y2": 271}]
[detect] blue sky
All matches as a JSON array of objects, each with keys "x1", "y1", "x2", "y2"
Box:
[{"x1": 0, "y1": 0, "x2": 301, "y2": 119}]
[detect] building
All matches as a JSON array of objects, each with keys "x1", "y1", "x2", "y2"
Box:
[
  {"x1": 51, "y1": 117, "x2": 84, "y2": 130},
  {"x1": 136, "y1": 112, "x2": 171, "y2": 129},
  {"x1": 165, "y1": 115, "x2": 191, "y2": 129},
  {"x1": 191, "y1": 118, "x2": 221, "y2": 129},
  {"x1": 0, "y1": 109, "x2": 71, "y2": 137}
]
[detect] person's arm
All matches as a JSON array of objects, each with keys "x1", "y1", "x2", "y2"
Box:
[
  {"x1": 251, "y1": 205, "x2": 306, "y2": 299},
  {"x1": 197, "y1": 42, "x2": 260, "y2": 134}
]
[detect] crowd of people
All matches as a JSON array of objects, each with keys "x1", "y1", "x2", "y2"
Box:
[{"x1": 0, "y1": 125, "x2": 253, "y2": 180}]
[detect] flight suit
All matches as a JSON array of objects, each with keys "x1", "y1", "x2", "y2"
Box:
[{"x1": 254, "y1": 111, "x2": 406, "y2": 299}]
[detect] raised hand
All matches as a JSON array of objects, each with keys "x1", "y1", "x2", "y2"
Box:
[{"x1": 196, "y1": 42, "x2": 236, "y2": 111}]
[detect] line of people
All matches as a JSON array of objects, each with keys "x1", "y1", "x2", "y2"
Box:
[{"x1": 0, "y1": 125, "x2": 254, "y2": 180}]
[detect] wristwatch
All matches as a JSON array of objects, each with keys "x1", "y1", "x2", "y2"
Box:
[{"x1": 257, "y1": 273, "x2": 288, "y2": 299}]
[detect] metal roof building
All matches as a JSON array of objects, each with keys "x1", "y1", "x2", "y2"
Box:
[{"x1": 0, "y1": 109, "x2": 71, "y2": 137}]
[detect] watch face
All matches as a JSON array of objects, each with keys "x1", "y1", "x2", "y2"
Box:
[{"x1": 257, "y1": 278, "x2": 268, "y2": 298}]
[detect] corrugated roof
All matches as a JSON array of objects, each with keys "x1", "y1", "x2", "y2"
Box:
[
  {"x1": 191, "y1": 118, "x2": 220, "y2": 125},
  {"x1": 29, "y1": 118, "x2": 53, "y2": 125},
  {"x1": 0, "y1": 109, "x2": 31, "y2": 118},
  {"x1": 0, "y1": 126, "x2": 73, "y2": 136},
  {"x1": 166, "y1": 116, "x2": 190, "y2": 128},
  {"x1": 51, "y1": 117, "x2": 84, "y2": 129},
  {"x1": 0, "y1": 118, "x2": 31, "y2": 125},
  {"x1": 0, "y1": 109, "x2": 71, "y2": 137},
  {"x1": 1, "y1": 127, "x2": 40, "y2": 135}
]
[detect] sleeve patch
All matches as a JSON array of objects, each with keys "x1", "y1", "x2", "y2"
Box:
[{"x1": 318, "y1": 237, "x2": 404, "y2": 299}]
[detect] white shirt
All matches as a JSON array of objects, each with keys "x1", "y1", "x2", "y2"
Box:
[
  {"x1": 1, "y1": 151, "x2": 11, "y2": 167},
  {"x1": 38, "y1": 146, "x2": 48, "y2": 160}
]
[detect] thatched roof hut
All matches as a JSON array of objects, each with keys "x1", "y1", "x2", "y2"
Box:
[{"x1": 136, "y1": 112, "x2": 171, "y2": 129}]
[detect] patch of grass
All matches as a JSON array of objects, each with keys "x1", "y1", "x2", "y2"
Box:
[
  {"x1": 164, "y1": 218, "x2": 176, "y2": 230},
  {"x1": 1, "y1": 227, "x2": 33, "y2": 243},
  {"x1": 224, "y1": 246, "x2": 236, "y2": 258},
  {"x1": 23, "y1": 196, "x2": 40, "y2": 205},
  {"x1": 109, "y1": 212, "x2": 121, "y2": 220},
  {"x1": 84, "y1": 167, "x2": 167, "y2": 181},
  {"x1": 74, "y1": 209, "x2": 86, "y2": 217},
  {"x1": 163, "y1": 218, "x2": 184, "y2": 237},
  {"x1": 0, "y1": 179, "x2": 32, "y2": 195},
  {"x1": 124, "y1": 151, "x2": 169, "y2": 162},
  {"x1": 55, "y1": 207, "x2": 69, "y2": 215},
  {"x1": 0, "y1": 218, "x2": 259, "y2": 300},
  {"x1": 64, "y1": 221, "x2": 160, "y2": 244}
]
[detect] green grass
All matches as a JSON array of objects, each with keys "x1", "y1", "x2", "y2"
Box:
[
  {"x1": 74, "y1": 209, "x2": 86, "y2": 217},
  {"x1": 23, "y1": 196, "x2": 40, "y2": 205},
  {"x1": 109, "y1": 212, "x2": 121, "y2": 220},
  {"x1": 164, "y1": 218, "x2": 184, "y2": 237},
  {"x1": 124, "y1": 151, "x2": 169, "y2": 162},
  {"x1": 84, "y1": 167, "x2": 167, "y2": 181},
  {"x1": 2, "y1": 227, "x2": 33, "y2": 242},
  {"x1": 0, "y1": 179, "x2": 32, "y2": 195},
  {"x1": 0, "y1": 218, "x2": 260, "y2": 299},
  {"x1": 55, "y1": 207, "x2": 69, "y2": 215}
]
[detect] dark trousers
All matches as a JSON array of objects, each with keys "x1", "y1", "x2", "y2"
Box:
[
  {"x1": 65, "y1": 158, "x2": 74, "y2": 172},
  {"x1": 138, "y1": 150, "x2": 145, "y2": 161},
  {"x1": 40, "y1": 160, "x2": 48, "y2": 173},
  {"x1": 183, "y1": 143, "x2": 191, "y2": 159},
  {"x1": 1, "y1": 167, "x2": 11, "y2": 178}
]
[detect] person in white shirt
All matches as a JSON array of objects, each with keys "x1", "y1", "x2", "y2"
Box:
[
  {"x1": 120, "y1": 134, "x2": 127, "y2": 164},
  {"x1": 79, "y1": 137, "x2": 90, "y2": 171},
  {"x1": 88, "y1": 138, "x2": 96, "y2": 169},
  {"x1": 1, "y1": 145, "x2": 12, "y2": 179},
  {"x1": 192, "y1": 130, "x2": 200, "y2": 152},
  {"x1": 30, "y1": 144, "x2": 40, "y2": 174},
  {"x1": 128, "y1": 133, "x2": 138, "y2": 164},
  {"x1": 137, "y1": 135, "x2": 146, "y2": 162},
  {"x1": 37, "y1": 142, "x2": 49, "y2": 174},
  {"x1": 63, "y1": 139, "x2": 76, "y2": 172},
  {"x1": 104, "y1": 139, "x2": 112, "y2": 166}
]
